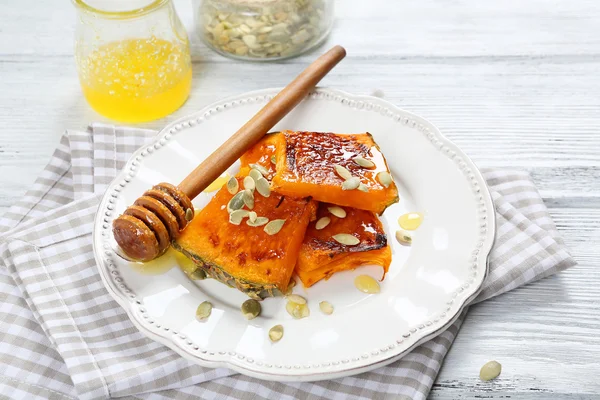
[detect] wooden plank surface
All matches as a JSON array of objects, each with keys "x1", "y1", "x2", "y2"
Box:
[{"x1": 1, "y1": 0, "x2": 599, "y2": 398}]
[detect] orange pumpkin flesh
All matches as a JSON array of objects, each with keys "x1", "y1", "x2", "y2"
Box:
[
  {"x1": 173, "y1": 177, "x2": 317, "y2": 299},
  {"x1": 238, "y1": 133, "x2": 278, "y2": 181},
  {"x1": 295, "y1": 204, "x2": 391, "y2": 287},
  {"x1": 271, "y1": 131, "x2": 399, "y2": 214}
]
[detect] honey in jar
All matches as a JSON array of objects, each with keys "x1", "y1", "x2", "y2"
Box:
[{"x1": 74, "y1": 0, "x2": 192, "y2": 123}]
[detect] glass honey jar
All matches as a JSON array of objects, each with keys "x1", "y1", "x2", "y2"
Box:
[{"x1": 73, "y1": 0, "x2": 192, "y2": 123}]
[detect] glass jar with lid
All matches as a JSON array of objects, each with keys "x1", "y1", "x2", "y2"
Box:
[
  {"x1": 73, "y1": 0, "x2": 192, "y2": 123},
  {"x1": 194, "y1": 0, "x2": 334, "y2": 61}
]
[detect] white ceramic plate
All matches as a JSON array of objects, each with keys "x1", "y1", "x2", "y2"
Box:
[{"x1": 94, "y1": 88, "x2": 495, "y2": 381}]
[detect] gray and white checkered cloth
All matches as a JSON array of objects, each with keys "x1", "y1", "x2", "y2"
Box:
[{"x1": 0, "y1": 124, "x2": 575, "y2": 400}]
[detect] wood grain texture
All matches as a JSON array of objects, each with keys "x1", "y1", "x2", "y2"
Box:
[{"x1": 1, "y1": 0, "x2": 599, "y2": 398}]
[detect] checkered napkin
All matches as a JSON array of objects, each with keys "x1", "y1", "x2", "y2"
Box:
[{"x1": 0, "y1": 124, "x2": 575, "y2": 400}]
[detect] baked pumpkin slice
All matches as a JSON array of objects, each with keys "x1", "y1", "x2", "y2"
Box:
[
  {"x1": 271, "y1": 131, "x2": 399, "y2": 214},
  {"x1": 295, "y1": 204, "x2": 391, "y2": 288},
  {"x1": 173, "y1": 177, "x2": 317, "y2": 299}
]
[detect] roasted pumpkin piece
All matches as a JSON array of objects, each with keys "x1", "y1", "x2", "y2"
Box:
[
  {"x1": 173, "y1": 177, "x2": 318, "y2": 299},
  {"x1": 238, "y1": 133, "x2": 279, "y2": 181},
  {"x1": 295, "y1": 204, "x2": 391, "y2": 288},
  {"x1": 271, "y1": 131, "x2": 399, "y2": 214}
]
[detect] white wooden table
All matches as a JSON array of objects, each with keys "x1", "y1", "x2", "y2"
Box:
[{"x1": 1, "y1": 0, "x2": 599, "y2": 398}]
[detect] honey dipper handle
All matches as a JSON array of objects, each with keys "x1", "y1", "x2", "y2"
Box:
[{"x1": 178, "y1": 45, "x2": 346, "y2": 200}]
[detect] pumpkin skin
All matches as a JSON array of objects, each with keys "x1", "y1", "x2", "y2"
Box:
[
  {"x1": 271, "y1": 131, "x2": 399, "y2": 214},
  {"x1": 173, "y1": 177, "x2": 317, "y2": 299},
  {"x1": 295, "y1": 204, "x2": 391, "y2": 288}
]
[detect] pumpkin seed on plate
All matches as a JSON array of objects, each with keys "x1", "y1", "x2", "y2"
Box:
[
  {"x1": 269, "y1": 325, "x2": 284, "y2": 342},
  {"x1": 287, "y1": 294, "x2": 306, "y2": 305},
  {"x1": 229, "y1": 209, "x2": 250, "y2": 225},
  {"x1": 227, "y1": 191, "x2": 246, "y2": 213},
  {"x1": 243, "y1": 176, "x2": 255, "y2": 191},
  {"x1": 241, "y1": 299, "x2": 261, "y2": 320},
  {"x1": 354, "y1": 275, "x2": 380, "y2": 294},
  {"x1": 270, "y1": 155, "x2": 277, "y2": 165},
  {"x1": 286, "y1": 300, "x2": 310, "y2": 319},
  {"x1": 256, "y1": 177, "x2": 271, "y2": 198},
  {"x1": 342, "y1": 177, "x2": 361, "y2": 191},
  {"x1": 353, "y1": 156, "x2": 375, "y2": 168},
  {"x1": 395, "y1": 230, "x2": 412, "y2": 246},
  {"x1": 249, "y1": 163, "x2": 269, "y2": 176},
  {"x1": 283, "y1": 278, "x2": 296, "y2": 295},
  {"x1": 377, "y1": 171, "x2": 393, "y2": 188},
  {"x1": 480, "y1": 361, "x2": 502, "y2": 381},
  {"x1": 243, "y1": 189, "x2": 254, "y2": 209},
  {"x1": 328, "y1": 206, "x2": 346, "y2": 218},
  {"x1": 357, "y1": 183, "x2": 369, "y2": 192},
  {"x1": 249, "y1": 168, "x2": 263, "y2": 182},
  {"x1": 189, "y1": 268, "x2": 207, "y2": 280},
  {"x1": 196, "y1": 301, "x2": 212, "y2": 321},
  {"x1": 248, "y1": 211, "x2": 257, "y2": 223},
  {"x1": 315, "y1": 216, "x2": 330, "y2": 230},
  {"x1": 226, "y1": 176, "x2": 239, "y2": 194},
  {"x1": 264, "y1": 219, "x2": 285, "y2": 235},
  {"x1": 185, "y1": 208, "x2": 194, "y2": 221},
  {"x1": 247, "y1": 216, "x2": 269, "y2": 227},
  {"x1": 333, "y1": 233, "x2": 360, "y2": 246},
  {"x1": 319, "y1": 301, "x2": 334, "y2": 315},
  {"x1": 334, "y1": 164, "x2": 353, "y2": 180}
]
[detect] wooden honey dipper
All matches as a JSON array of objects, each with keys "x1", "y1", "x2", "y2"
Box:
[{"x1": 113, "y1": 45, "x2": 347, "y2": 262}]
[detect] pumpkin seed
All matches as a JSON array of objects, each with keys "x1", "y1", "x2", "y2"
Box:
[
  {"x1": 328, "y1": 206, "x2": 346, "y2": 218},
  {"x1": 241, "y1": 299, "x2": 261, "y2": 320},
  {"x1": 480, "y1": 361, "x2": 502, "y2": 381},
  {"x1": 286, "y1": 300, "x2": 310, "y2": 319},
  {"x1": 270, "y1": 155, "x2": 277, "y2": 165},
  {"x1": 226, "y1": 176, "x2": 239, "y2": 194},
  {"x1": 243, "y1": 189, "x2": 254, "y2": 209},
  {"x1": 353, "y1": 156, "x2": 376, "y2": 168},
  {"x1": 395, "y1": 230, "x2": 412, "y2": 246},
  {"x1": 248, "y1": 211, "x2": 257, "y2": 223},
  {"x1": 354, "y1": 275, "x2": 380, "y2": 294},
  {"x1": 377, "y1": 171, "x2": 393, "y2": 188},
  {"x1": 333, "y1": 233, "x2": 360, "y2": 246},
  {"x1": 247, "y1": 216, "x2": 269, "y2": 227},
  {"x1": 315, "y1": 216, "x2": 330, "y2": 230},
  {"x1": 189, "y1": 268, "x2": 207, "y2": 280},
  {"x1": 268, "y1": 325, "x2": 284, "y2": 342},
  {"x1": 196, "y1": 301, "x2": 212, "y2": 321},
  {"x1": 287, "y1": 294, "x2": 306, "y2": 305},
  {"x1": 334, "y1": 164, "x2": 352, "y2": 180},
  {"x1": 264, "y1": 219, "x2": 285, "y2": 235},
  {"x1": 227, "y1": 191, "x2": 245, "y2": 213},
  {"x1": 185, "y1": 208, "x2": 194, "y2": 222},
  {"x1": 249, "y1": 168, "x2": 263, "y2": 182},
  {"x1": 243, "y1": 176, "x2": 255, "y2": 191},
  {"x1": 319, "y1": 301, "x2": 334, "y2": 315},
  {"x1": 357, "y1": 183, "x2": 369, "y2": 192},
  {"x1": 342, "y1": 177, "x2": 361, "y2": 191},
  {"x1": 256, "y1": 177, "x2": 271, "y2": 198},
  {"x1": 229, "y1": 209, "x2": 249, "y2": 225},
  {"x1": 283, "y1": 278, "x2": 296, "y2": 295},
  {"x1": 249, "y1": 163, "x2": 269, "y2": 176}
]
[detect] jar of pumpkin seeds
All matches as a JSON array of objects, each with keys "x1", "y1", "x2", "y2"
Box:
[{"x1": 194, "y1": 0, "x2": 334, "y2": 61}]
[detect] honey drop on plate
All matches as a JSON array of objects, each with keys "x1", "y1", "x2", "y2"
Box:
[
  {"x1": 398, "y1": 212, "x2": 424, "y2": 231},
  {"x1": 204, "y1": 173, "x2": 231, "y2": 193},
  {"x1": 354, "y1": 275, "x2": 380, "y2": 294}
]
